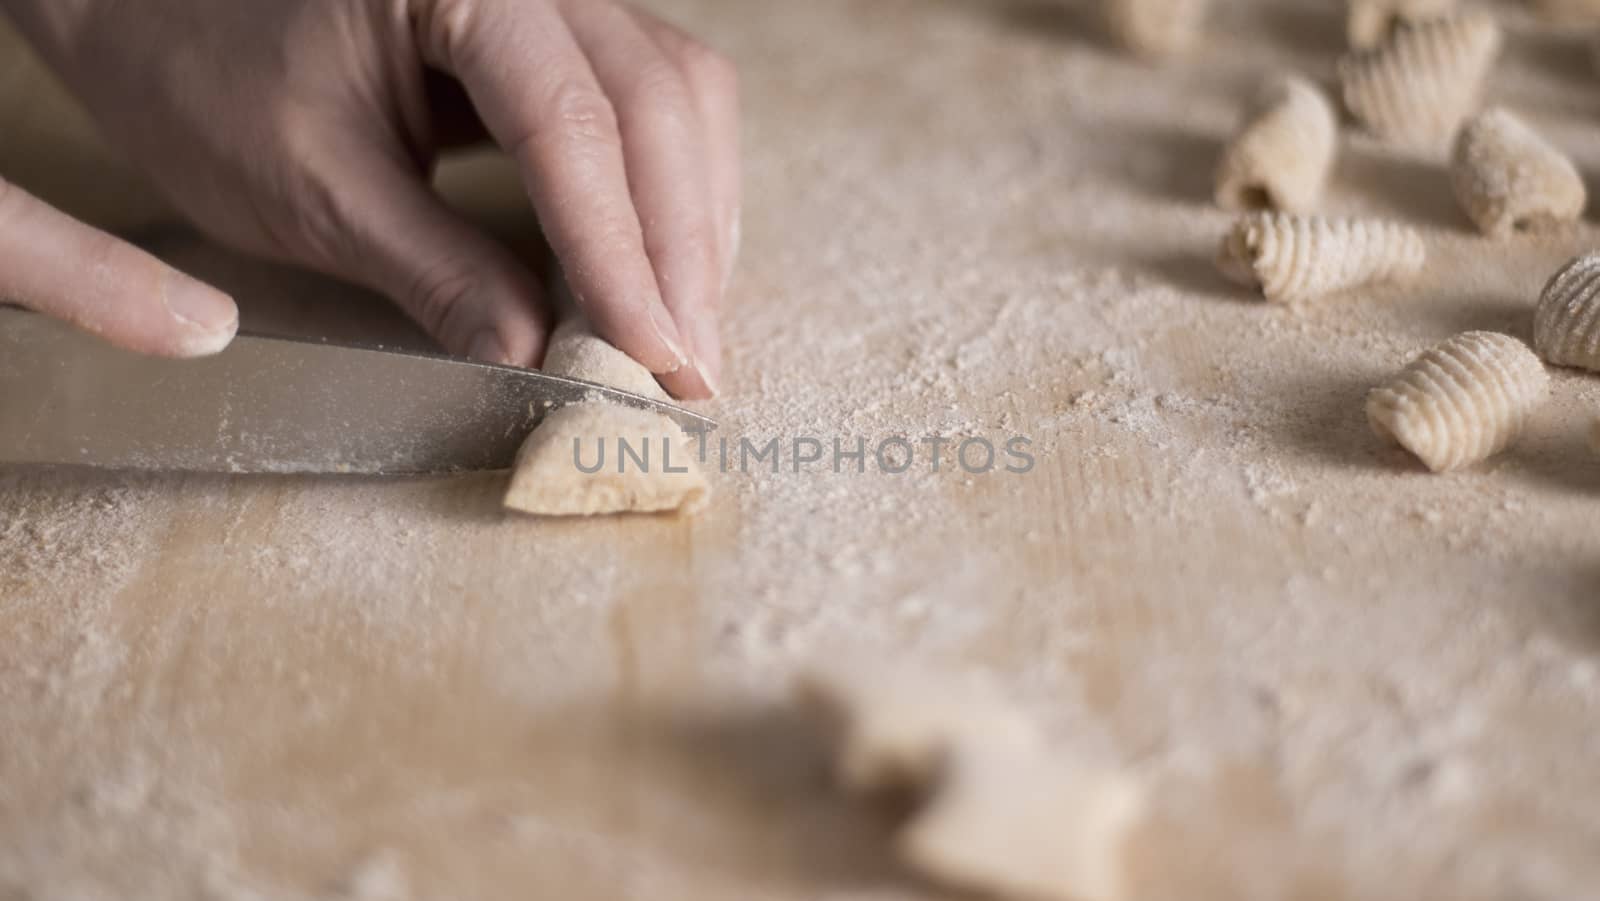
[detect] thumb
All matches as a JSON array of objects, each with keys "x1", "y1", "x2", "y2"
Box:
[
  {"x1": 310, "y1": 145, "x2": 551, "y2": 368},
  {"x1": 0, "y1": 177, "x2": 237, "y2": 357}
]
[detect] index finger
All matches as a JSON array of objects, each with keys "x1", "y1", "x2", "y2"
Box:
[{"x1": 410, "y1": 0, "x2": 705, "y2": 395}]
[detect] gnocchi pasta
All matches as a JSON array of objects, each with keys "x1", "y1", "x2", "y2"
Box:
[
  {"x1": 1215, "y1": 75, "x2": 1338, "y2": 213},
  {"x1": 1338, "y1": 9, "x2": 1502, "y2": 149},
  {"x1": 1451, "y1": 107, "x2": 1586, "y2": 237},
  {"x1": 1216, "y1": 212, "x2": 1425, "y2": 304},
  {"x1": 1103, "y1": 0, "x2": 1209, "y2": 58},
  {"x1": 1366, "y1": 331, "x2": 1548, "y2": 472},
  {"x1": 1347, "y1": 0, "x2": 1459, "y2": 49},
  {"x1": 1533, "y1": 252, "x2": 1600, "y2": 372}
]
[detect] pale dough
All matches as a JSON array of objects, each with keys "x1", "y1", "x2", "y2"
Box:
[
  {"x1": 502, "y1": 319, "x2": 710, "y2": 516},
  {"x1": 798, "y1": 662, "x2": 1146, "y2": 901}
]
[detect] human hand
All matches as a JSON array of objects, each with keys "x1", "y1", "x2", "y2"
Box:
[{"x1": 1, "y1": 0, "x2": 738, "y2": 398}]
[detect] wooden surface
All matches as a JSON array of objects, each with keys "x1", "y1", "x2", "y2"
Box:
[{"x1": 6, "y1": 1, "x2": 1600, "y2": 898}]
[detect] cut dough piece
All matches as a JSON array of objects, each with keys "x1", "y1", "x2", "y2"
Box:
[
  {"x1": 903, "y1": 745, "x2": 1146, "y2": 901},
  {"x1": 1451, "y1": 107, "x2": 1585, "y2": 237},
  {"x1": 798, "y1": 661, "x2": 1044, "y2": 794},
  {"x1": 799, "y1": 661, "x2": 1147, "y2": 901},
  {"x1": 540, "y1": 318, "x2": 670, "y2": 401},
  {"x1": 1214, "y1": 75, "x2": 1338, "y2": 213},
  {"x1": 502, "y1": 319, "x2": 709, "y2": 517},
  {"x1": 503, "y1": 403, "x2": 709, "y2": 516}
]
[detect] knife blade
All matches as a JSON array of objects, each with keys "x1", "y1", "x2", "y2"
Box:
[{"x1": 0, "y1": 306, "x2": 716, "y2": 475}]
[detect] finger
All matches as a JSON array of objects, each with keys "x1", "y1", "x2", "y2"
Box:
[
  {"x1": 565, "y1": 2, "x2": 722, "y2": 396},
  {"x1": 410, "y1": 0, "x2": 697, "y2": 394},
  {"x1": 634, "y1": 12, "x2": 742, "y2": 295},
  {"x1": 0, "y1": 176, "x2": 237, "y2": 357},
  {"x1": 306, "y1": 137, "x2": 551, "y2": 367}
]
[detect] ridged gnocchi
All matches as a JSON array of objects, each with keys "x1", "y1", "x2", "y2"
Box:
[
  {"x1": 1451, "y1": 107, "x2": 1586, "y2": 237},
  {"x1": 1348, "y1": 0, "x2": 1459, "y2": 49},
  {"x1": 1216, "y1": 212, "x2": 1425, "y2": 304},
  {"x1": 1366, "y1": 331, "x2": 1548, "y2": 472},
  {"x1": 1338, "y1": 9, "x2": 1502, "y2": 149},
  {"x1": 1215, "y1": 76, "x2": 1338, "y2": 213},
  {"x1": 1103, "y1": 0, "x2": 1209, "y2": 57},
  {"x1": 1533, "y1": 252, "x2": 1600, "y2": 372}
]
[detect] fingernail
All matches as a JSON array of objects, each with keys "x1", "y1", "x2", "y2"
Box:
[
  {"x1": 648, "y1": 304, "x2": 690, "y2": 374},
  {"x1": 161, "y1": 270, "x2": 237, "y2": 356},
  {"x1": 690, "y1": 316, "x2": 722, "y2": 396},
  {"x1": 467, "y1": 330, "x2": 509, "y2": 365}
]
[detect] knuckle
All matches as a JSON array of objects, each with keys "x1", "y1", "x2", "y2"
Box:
[
  {"x1": 407, "y1": 262, "x2": 480, "y2": 342},
  {"x1": 545, "y1": 80, "x2": 620, "y2": 146},
  {"x1": 626, "y1": 57, "x2": 693, "y2": 112},
  {"x1": 411, "y1": 0, "x2": 480, "y2": 65}
]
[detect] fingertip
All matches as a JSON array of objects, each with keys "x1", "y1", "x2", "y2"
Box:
[
  {"x1": 646, "y1": 301, "x2": 693, "y2": 373},
  {"x1": 162, "y1": 269, "x2": 238, "y2": 332},
  {"x1": 467, "y1": 330, "x2": 510, "y2": 366},
  {"x1": 170, "y1": 310, "x2": 239, "y2": 358},
  {"x1": 159, "y1": 270, "x2": 239, "y2": 358},
  {"x1": 657, "y1": 362, "x2": 716, "y2": 401}
]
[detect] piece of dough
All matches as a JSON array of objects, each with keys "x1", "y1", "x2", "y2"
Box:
[
  {"x1": 1533, "y1": 252, "x2": 1600, "y2": 372},
  {"x1": 1103, "y1": 0, "x2": 1209, "y2": 58},
  {"x1": 502, "y1": 320, "x2": 709, "y2": 516},
  {"x1": 1338, "y1": 9, "x2": 1502, "y2": 150},
  {"x1": 901, "y1": 746, "x2": 1146, "y2": 901},
  {"x1": 1347, "y1": 0, "x2": 1458, "y2": 49},
  {"x1": 798, "y1": 662, "x2": 1146, "y2": 901},
  {"x1": 1214, "y1": 75, "x2": 1338, "y2": 213},
  {"x1": 1216, "y1": 212, "x2": 1425, "y2": 304},
  {"x1": 1366, "y1": 331, "x2": 1548, "y2": 472},
  {"x1": 1451, "y1": 107, "x2": 1586, "y2": 237},
  {"x1": 798, "y1": 662, "x2": 1044, "y2": 794}
]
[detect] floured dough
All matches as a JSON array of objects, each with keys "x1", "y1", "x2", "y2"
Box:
[
  {"x1": 903, "y1": 745, "x2": 1147, "y2": 901},
  {"x1": 503, "y1": 319, "x2": 710, "y2": 516},
  {"x1": 798, "y1": 662, "x2": 1146, "y2": 901}
]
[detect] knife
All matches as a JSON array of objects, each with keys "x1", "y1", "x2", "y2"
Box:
[{"x1": 0, "y1": 306, "x2": 715, "y2": 475}]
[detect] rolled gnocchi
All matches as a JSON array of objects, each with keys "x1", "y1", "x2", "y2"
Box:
[
  {"x1": 1216, "y1": 212, "x2": 1425, "y2": 304},
  {"x1": 1103, "y1": 0, "x2": 1209, "y2": 58},
  {"x1": 1348, "y1": 0, "x2": 1459, "y2": 49},
  {"x1": 1451, "y1": 107, "x2": 1586, "y2": 237},
  {"x1": 1338, "y1": 9, "x2": 1502, "y2": 149},
  {"x1": 1533, "y1": 252, "x2": 1600, "y2": 371},
  {"x1": 1366, "y1": 331, "x2": 1548, "y2": 472},
  {"x1": 1215, "y1": 76, "x2": 1338, "y2": 213}
]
